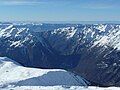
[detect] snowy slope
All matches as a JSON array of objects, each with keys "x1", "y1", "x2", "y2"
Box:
[
  {"x1": 3, "y1": 86, "x2": 120, "y2": 90},
  {"x1": 0, "y1": 57, "x2": 88, "y2": 89},
  {"x1": 93, "y1": 27, "x2": 120, "y2": 51}
]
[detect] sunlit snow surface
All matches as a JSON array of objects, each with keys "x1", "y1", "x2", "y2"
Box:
[
  {"x1": 1, "y1": 86, "x2": 120, "y2": 90},
  {"x1": 0, "y1": 57, "x2": 88, "y2": 90}
]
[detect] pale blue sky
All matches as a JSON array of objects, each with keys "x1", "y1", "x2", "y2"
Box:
[{"x1": 0, "y1": 0, "x2": 120, "y2": 21}]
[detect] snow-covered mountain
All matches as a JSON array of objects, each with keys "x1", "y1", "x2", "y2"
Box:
[
  {"x1": 0, "y1": 23, "x2": 120, "y2": 86},
  {"x1": 0, "y1": 57, "x2": 88, "y2": 89},
  {"x1": 0, "y1": 24, "x2": 83, "y2": 69},
  {"x1": 0, "y1": 24, "x2": 60, "y2": 68}
]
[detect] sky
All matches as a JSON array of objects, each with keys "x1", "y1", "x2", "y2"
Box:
[{"x1": 0, "y1": 0, "x2": 120, "y2": 22}]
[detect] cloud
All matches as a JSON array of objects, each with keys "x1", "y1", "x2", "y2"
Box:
[
  {"x1": 0, "y1": 0, "x2": 119, "y2": 8},
  {"x1": 0, "y1": 0, "x2": 73, "y2": 5},
  {"x1": 0, "y1": 0, "x2": 70, "y2": 5},
  {"x1": 0, "y1": 0, "x2": 45, "y2": 5}
]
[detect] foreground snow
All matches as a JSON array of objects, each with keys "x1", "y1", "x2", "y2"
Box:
[
  {"x1": 1, "y1": 86, "x2": 120, "y2": 90},
  {"x1": 0, "y1": 57, "x2": 87, "y2": 89}
]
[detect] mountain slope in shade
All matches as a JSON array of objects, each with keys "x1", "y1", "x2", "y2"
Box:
[
  {"x1": 0, "y1": 57, "x2": 88, "y2": 89},
  {"x1": 74, "y1": 25, "x2": 120, "y2": 86},
  {"x1": 41, "y1": 24, "x2": 120, "y2": 86}
]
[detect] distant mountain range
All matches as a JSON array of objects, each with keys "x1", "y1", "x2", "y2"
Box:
[{"x1": 0, "y1": 23, "x2": 120, "y2": 86}]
